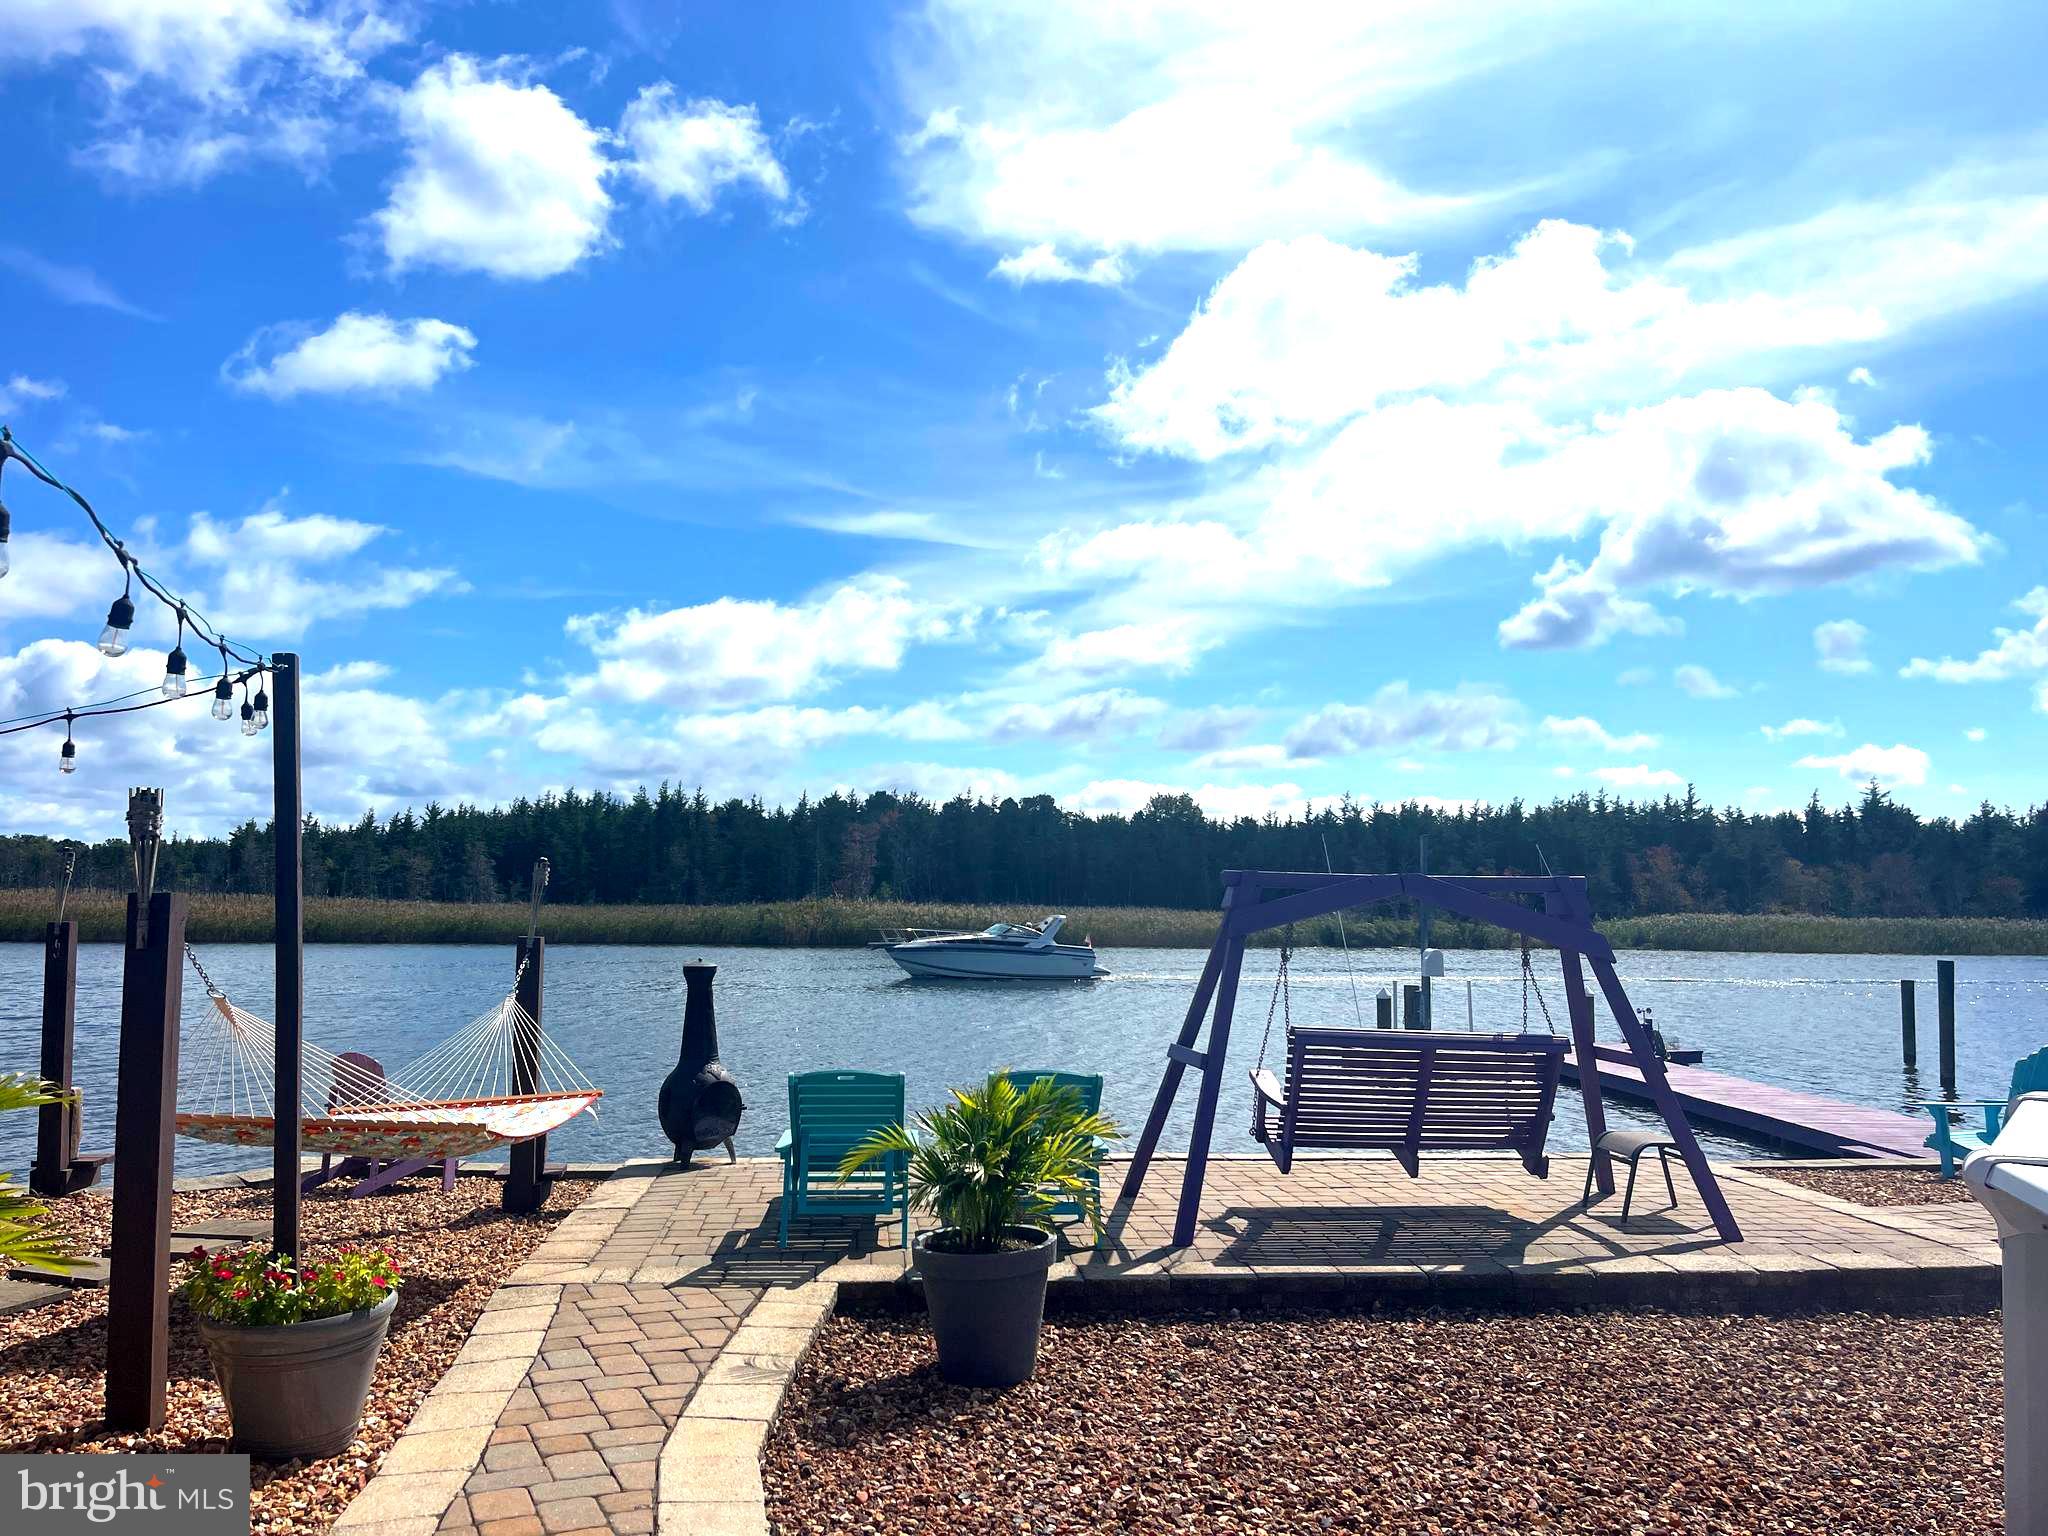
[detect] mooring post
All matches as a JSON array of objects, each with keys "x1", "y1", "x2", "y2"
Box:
[
  {"x1": 272, "y1": 651, "x2": 304, "y2": 1267},
  {"x1": 107, "y1": 890, "x2": 184, "y2": 1432},
  {"x1": 1403, "y1": 982, "x2": 1423, "y2": 1030},
  {"x1": 1900, "y1": 979, "x2": 1918, "y2": 1069},
  {"x1": 30, "y1": 919, "x2": 81, "y2": 1197},
  {"x1": 1376, "y1": 988, "x2": 1393, "y2": 1029},
  {"x1": 1937, "y1": 959, "x2": 1957, "y2": 1092},
  {"x1": 504, "y1": 934, "x2": 549, "y2": 1213}
]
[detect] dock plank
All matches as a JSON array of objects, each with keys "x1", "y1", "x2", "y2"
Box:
[{"x1": 1563, "y1": 1053, "x2": 1934, "y2": 1160}]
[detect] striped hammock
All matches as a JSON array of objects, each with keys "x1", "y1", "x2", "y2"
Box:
[{"x1": 175, "y1": 956, "x2": 602, "y2": 1161}]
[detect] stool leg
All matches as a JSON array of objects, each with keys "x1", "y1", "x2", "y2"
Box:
[
  {"x1": 1582, "y1": 1153, "x2": 1597, "y2": 1206},
  {"x1": 1658, "y1": 1147, "x2": 1677, "y2": 1211},
  {"x1": 1621, "y1": 1155, "x2": 1640, "y2": 1225}
]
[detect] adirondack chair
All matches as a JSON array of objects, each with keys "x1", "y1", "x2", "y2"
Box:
[
  {"x1": 1002, "y1": 1069, "x2": 1109, "y2": 1241},
  {"x1": 1921, "y1": 1046, "x2": 2048, "y2": 1178},
  {"x1": 776, "y1": 1070, "x2": 909, "y2": 1248},
  {"x1": 1250, "y1": 1028, "x2": 1567, "y2": 1177}
]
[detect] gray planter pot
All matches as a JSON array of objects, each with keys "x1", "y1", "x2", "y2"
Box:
[
  {"x1": 912, "y1": 1225, "x2": 1056, "y2": 1387},
  {"x1": 197, "y1": 1292, "x2": 397, "y2": 1459}
]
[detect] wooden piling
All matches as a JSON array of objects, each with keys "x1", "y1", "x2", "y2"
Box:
[
  {"x1": 1937, "y1": 959, "x2": 1957, "y2": 1092},
  {"x1": 1900, "y1": 979, "x2": 1917, "y2": 1068},
  {"x1": 271, "y1": 652, "x2": 304, "y2": 1267},
  {"x1": 30, "y1": 920, "x2": 80, "y2": 1197},
  {"x1": 1403, "y1": 982, "x2": 1423, "y2": 1030},
  {"x1": 504, "y1": 935, "x2": 549, "y2": 1213},
  {"x1": 107, "y1": 891, "x2": 184, "y2": 1433},
  {"x1": 1375, "y1": 989, "x2": 1393, "y2": 1029}
]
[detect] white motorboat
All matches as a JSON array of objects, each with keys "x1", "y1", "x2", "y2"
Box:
[{"x1": 871, "y1": 914, "x2": 1103, "y2": 980}]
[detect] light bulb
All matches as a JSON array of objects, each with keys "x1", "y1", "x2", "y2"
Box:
[
  {"x1": 240, "y1": 699, "x2": 258, "y2": 736},
  {"x1": 98, "y1": 594, "x2": 136, "y2": 657},
  {"x1": 252, "y1": 687, "x2": 269, "y2": 731},
  {"x1": 60, "y1": 737, "x2": 76, "y2": 774},
  {"x1": 162, "y1": 645, "x2": 189, "y2": 698},
  {"x1": 0, "y1": 500, "x2": 11, "y2": 579},
  {"x1": 212, "y1": 676, "x2": 235, "y2": 720}
]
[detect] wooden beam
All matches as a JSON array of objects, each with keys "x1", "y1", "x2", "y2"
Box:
[
  {"x1": 271, "y1": 651, "x2": 305, "y2": 1268},
  {"x1": 1173, "y1": 931, "x2": 1247, "y2": 1249},
  {"x1": 503, "y1": 935, "x2": 549, "y2": 1213},
  {"x1": 30, "y1": 919, "x2": 80, "y2": 1197},
  {"x1": 1227, "y1": 870, "x2": 1611, "y2": 959},
  {"x1": 1548, "y1": 885, "x2": 1613, "y2": 1199},
  {"x1": 107, "y1": 891, "x2": 183, "y2": 1432}
]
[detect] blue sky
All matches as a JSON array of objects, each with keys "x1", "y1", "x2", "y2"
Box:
[{"x1": 2, "y1": 0, "x2": 2046, "y2": 839}]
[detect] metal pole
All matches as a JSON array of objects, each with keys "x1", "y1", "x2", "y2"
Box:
[
  {"x1": 1900, "y1": 979, "x2": 1917, "y2": 1069},
  {"x1": 1937, "y1": 959, "x2": 1957, "y2": 1093},
  {"x1": 504, "y1": 934, "x2": 548, "y2": 1213},
  {"x1": 107, "y1": 890, "x2": 184, "y2": 1432},
  {"x1": 31, "y1": 919, "x2": 79, "y2": 1197},
  {"x1": 1417, "y1": 834, "x2": 1432, "y2": 1030},
  {"x1": 272, "y1": 653, "x2": 304, "y2": 1265}
]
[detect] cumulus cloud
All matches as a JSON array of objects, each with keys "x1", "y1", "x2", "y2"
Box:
[
  {"x1": 1541, "y1": 715, "x2": 1658, "y2": 754},
  {"x1": 1284, "y1": 683, "x2": 1522, "y2": 759},
  {"x1": 1673, "y1": 664, "x2": 1738, "y2": 700},
  {"x1": 1761, "y1": 718, "x2": 1843, "y2": 741},
  {"x1": 617, "y1": 86, "x2": 792, "y2": 214},
  {"x1": 1900, "y1": 588, "x2": 2048, "y2": 684},
  {"x1": 1591, "y1": 765, "x2": 1684, "y2": 788},
  {"x1": 223, "y1": 312, "x2": 477, "y2": 399},
  {"x1": 1040, "y1": 620, "x2": 1202, "y2": 676},
  {"x1": 1157, "y1": 706, "x2": 1259, "y2": 752},
  {"x1": 184, "y1": 501, "x2": 463, "y2": 638},
  {"x1": 374, "y1": 56, "x2": 614, "y2": 280},
  {"x1": 991, "y1": 245, "x2": 1127, "y2": 287},
  {"x1": 0, "y1": 374, "x2": 65, "y2": 413},
  {"x1": 991, "y1": 689, "x2": 1165, "y2": 742},
  {"x1": 1813, "y1": 618, "x2": 1873, "y2": 674},
  {"x1": 1796, "y1": 742, "x2": 1930, "y2": 788},
  {"x1": 565, "y1": 579, "x2": 961, "y2": 709},
  {"x1": 1066, "y1": 778, "x2": 1306, "y2": 820}
]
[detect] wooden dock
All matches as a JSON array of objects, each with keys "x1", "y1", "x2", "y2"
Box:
[{"x1": 1563, "y1": 1045, "x2": 1935, "y2": 1160}]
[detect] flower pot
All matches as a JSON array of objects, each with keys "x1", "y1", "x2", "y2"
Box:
[
  {"x1": 197, "y1": 1292, "x2": 397, "y2": 1459},
  {"x1": 912, "y1": 1225, "x2": 1056, "y2": 1387}
]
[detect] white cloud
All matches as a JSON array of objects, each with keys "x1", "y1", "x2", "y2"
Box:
[
  {"x1": 617, "y1": 86, "x2": 792, "y2": 215},
  {"x1": 566, "y1": 579, "x2": 960, "y2": 709},
  {"x1": 224, "y1": 312, "x2": 477, "y2": 399},
  {"x1": 1900, "y1": 588, "x2": 2048, "y2": 683},
  {"x1": 0, "y1": 374, "x2": 65, "y2": 413},
  {"x1": 991, "y1": 689, "x2": 1164, "y2": 742},
  {"x1": 991, "y1": 245, "x2": 1127, "y2": 287},
  {"x1": 1847, "y1": 366, "x2": 1877, "y2": 388},
  {"x1": 1796, "y1": 742, "x2": 1930, "y2": 788},
  {"x1": 1616, "y1": 666, "x2": 1655, "y2": 686},
  {"x1": 1190, "y1": 743, "x2": 1293, "y2": 771},
  {"x1": 1066, "y1": 778, "x2": 1306, "y2": 820},
  {"x1": 1761, "y1": 718, "x2": 1843, "y2": 742},
  {"x1": 863, "y1": 761, "x2": 1026, "y2": 804},
  {"x1": 375, "y1": 56, "x2": 613, "y2": 280},
  {"x1": 184, "y1": 502, "x2": 462, "y2": 638},
  {"x1": 1813, "y1": 618, "x2": 1872, "y2": 674},
  {"x1": 1541, "y1": 715, "x2": 1658, "y2": 753},
  {"x1": 0, "y1": 0, "x2": 386, "y2": 97},
  {"x1": 1965, "y1": 727, "x2": 1986, "y2": 742},
  {"x1": 0, "y1": 246, "x2": 157, "y2": 318},
  {"x1": 1040, "y1": 620, "x2": 1201, "y2": 676},
  {"x1": 0, "y1": 533, "x2": 115, "y2": 625},
  {"x1": 1157, "y1": 706, "x2": 1259, "y2": 752},
  {"x1": 1284, "y1": 683, "x2": 1522, "y2": 759},
  {"x1": 1673, "y1": 664, "x2": 1738, "y2": 700},
  {"x1": 1591, "y1": 765, "x2": 1684, "y2": 788}
]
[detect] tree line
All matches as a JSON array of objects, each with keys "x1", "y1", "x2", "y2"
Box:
[{"x1": 3, "y1": 782, "x2": 2046, "y2": 919}]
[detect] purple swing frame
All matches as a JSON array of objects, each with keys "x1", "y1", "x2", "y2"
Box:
[{"x1": 1119, "y1": 868, "x2": 1743, "y2": 1246}]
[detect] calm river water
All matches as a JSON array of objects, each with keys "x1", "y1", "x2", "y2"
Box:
[{"x1": 3, "y1": 942, "x2": 2045, "y2": 1177}]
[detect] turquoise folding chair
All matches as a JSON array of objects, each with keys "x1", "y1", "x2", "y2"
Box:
[
  {"x1": 1002, "y1": 1069, "x2": 1109, "y2": 1243},
  {"x1": 1921, "y1": 1046, "x2": 2048, "y2": 1177},
  {"x1": 776, "y1": 1071, "x2": 909, "y2": 1248}
]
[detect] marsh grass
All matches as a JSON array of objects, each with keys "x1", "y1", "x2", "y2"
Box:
[{"x1": 2, "y1": 888, "x2": 2043, "y2": 953}]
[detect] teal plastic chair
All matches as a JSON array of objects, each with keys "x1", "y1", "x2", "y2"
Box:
[
  {"x1": 1921, "y1": 1046, "x2": 2048, "y2": 1177},
  {"x1": 1002, "y1": 1069, "x2": 1108, "y2": 1240},
  {"x1": 776, "y1": 1071, "x2": 909, "y2": 1248}
]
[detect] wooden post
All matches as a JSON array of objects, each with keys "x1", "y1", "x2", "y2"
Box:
[
  {"x1": 1120, "y1": 897, "x2": 1233, "y2": 1201},
  {"x1": 272, "y1": 652, "x2": 304, "y2": 1266},
  {"x1": 504, "y1": 935, "x2": 548, "y2": 1213},
  {"x1": 1376, "y1": 988, "x2": 1393, "y2": 1029},
  {"x1": 107, "y1": 891, "x2": 184, "y2": 1432},
  {"x1": 1403, "y1": 982, "x2": 1423, "y2": 1030},
  {"x1": 1174, "y1": 929, "x2": 1247, "y2": 1248},
  {"x1": 1900, "y1": 979, "x2": 1918, "y2": 1069},
  {"x1": 30, "y1": 920, "x2": 80, "y2": 1197},
  {"x1": 1937, "y1": 959, "x2": 1957, "y2": 1092}
]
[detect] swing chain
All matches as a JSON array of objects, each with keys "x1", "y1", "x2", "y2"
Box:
[
  {"x1": 1519, "y1": 934, "x2": 1558, "y2": 1034},
  {"x1": 1254, "y1": 925, "x2": 1294, "y2": 1071},
  {"x1": 185, "y1": 943, "x2": 225, "y2": 999}
]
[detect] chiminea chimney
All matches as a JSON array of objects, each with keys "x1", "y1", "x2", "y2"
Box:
[{"x1": 658, "y1": 962, "x2": 743, "y2": 1164}]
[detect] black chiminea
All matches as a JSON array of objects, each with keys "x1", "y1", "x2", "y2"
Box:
[{"x1": 658, "y1": 962, "x2": 743, "y2": 1164}]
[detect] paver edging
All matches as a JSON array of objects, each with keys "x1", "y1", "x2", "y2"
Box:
[{"x1": 654, "y1": 1281, "x2": 836, "y2": 1536}]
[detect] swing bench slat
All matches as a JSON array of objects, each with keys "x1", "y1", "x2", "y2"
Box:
[{"x1": 1251, "y1": 1028, "x2": 1567, "y2": 1177}]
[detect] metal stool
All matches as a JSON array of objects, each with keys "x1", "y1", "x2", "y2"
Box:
[{"x1": 1584, "y1": 1128, "x2": 1681, "y2": 1224}]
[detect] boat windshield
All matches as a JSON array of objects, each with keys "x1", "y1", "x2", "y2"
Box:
[{"x1": 979, "y1": 922, "x2": 1041, "y2": 939}]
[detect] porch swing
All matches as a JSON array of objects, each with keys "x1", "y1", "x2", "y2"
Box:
[{"x1": 1247, "y1": 928, "x2": 1566, "y2": 1177}]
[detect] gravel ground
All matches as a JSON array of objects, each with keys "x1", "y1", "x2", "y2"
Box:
[
  {"x1": 1, "y1": 1173, "x2": 589, "y2": 1536},
  {"x1": 1760, "y1": 1166, "x2": 1976, "y2": 1206},
  {"x1": 765, "y1": 1304, "x2": 2001, "y2": 1536}
]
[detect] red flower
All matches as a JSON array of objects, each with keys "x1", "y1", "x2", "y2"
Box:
[
  {"x1": 371, "y1": 1277, "x2": 389, "y2": 1289},
  {"x1": 215, "y1": 1268, "x2": 234, "y2": 1280},
  {"x1": 234, "y1": 1288, "x2": 250, "y2": 1299},
  {"x1": 190, "y1": 1245, "x2": 208, "y2": 1261}
]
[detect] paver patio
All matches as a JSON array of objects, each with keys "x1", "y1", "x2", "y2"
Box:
[{"x1": 333, "y1": 1153, "x2": 2001, "y2": 1536}]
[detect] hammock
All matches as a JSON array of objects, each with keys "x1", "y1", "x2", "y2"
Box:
[{"x1": 174, "y1": 952, "x2": 602, "y2": 1162}]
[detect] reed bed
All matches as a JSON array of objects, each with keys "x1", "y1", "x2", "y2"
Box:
[{"x1": 3, "y1": 888, "x2": 2044, "y2": 953}]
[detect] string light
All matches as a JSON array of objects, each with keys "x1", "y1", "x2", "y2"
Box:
[
  {"x1": 162, "y1": 608, "x2": 190, "y2": 698},
  {"x1": 211, "y1": 642, "x2": 236, "y2": 721},
  {"x1": 0, "y1": 450, "x2": 11, "y2": 578},
  {"x1": 59, "y1": 712, "x2": 76, "y2": 774},
  {"x1": 99, "y1": 566, "x2": 137, "y2": 656},
  {"x1": 240, "y1": 677, "x2": 258, "y2": 736},
  {"x1": 252, "y1": 674, "x2": 270, "y2": 732}
]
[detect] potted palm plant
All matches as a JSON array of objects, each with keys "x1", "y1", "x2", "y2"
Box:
[
  {"x1": 183, "y1": 1245, "x2": 402, "y2": 1459},
  {"x1": 0, "y1": 1073, "x2": 87, "y2": 1275},
  {"x1": 840, "y1": 1071, "x2": 1118, "y2": 1387}
]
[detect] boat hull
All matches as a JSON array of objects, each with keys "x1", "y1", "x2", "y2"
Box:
[{"x1": 883, "y1": 943, "x2": 1101, "y2": 980}]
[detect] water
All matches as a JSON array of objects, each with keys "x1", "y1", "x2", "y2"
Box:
[{"x1": 3, "y1": 942, "x2": 2044, "y2": 1177}]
